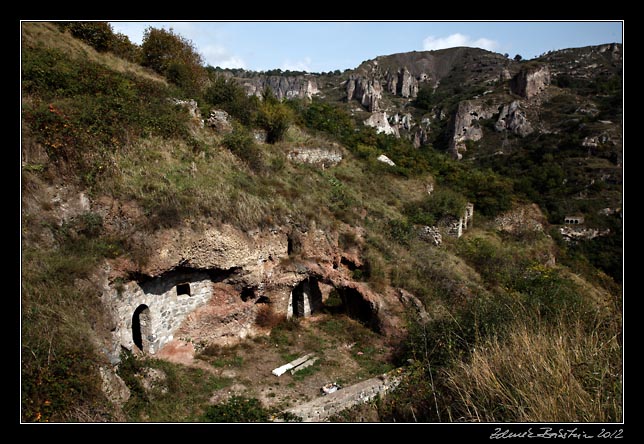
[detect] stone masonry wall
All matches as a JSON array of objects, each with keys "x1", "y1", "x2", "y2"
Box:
[{"x1": 110, "y1": 271, "x2": 214, "y2": 355}]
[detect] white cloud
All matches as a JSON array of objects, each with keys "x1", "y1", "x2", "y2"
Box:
[
  {"x1": 201, "y1": 44, "x2": 246, "y2": 69},
  {"x1": 423, "y1": 33, "x2": 498, "y2": 51},
  {"x1": 282, "y1": 57, "x2": 312, "y2": 72}
]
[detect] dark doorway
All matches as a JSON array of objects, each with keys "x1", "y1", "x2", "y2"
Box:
[
  {"x1": 336, "y1": 287, "x2": 380, "y2": 333},
  {"x1": 132, "y1": 304, "x2": 151, "y2": 352},
  {"x1": 292, "y1": 277, "x2": 322, "y2": 317},
  {"x1": 176, "y1": 283, "x2": 191, "y2": 296}
]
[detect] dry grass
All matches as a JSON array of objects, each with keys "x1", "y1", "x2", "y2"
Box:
[
  {"x1": 444, "y1": 317, "x2": 622, "y2": 422},
  {"x1": 21, "y1": 21, "x2": 166, "y2": 85}
]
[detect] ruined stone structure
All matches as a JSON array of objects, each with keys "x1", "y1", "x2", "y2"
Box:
[
  {"x1": 107, "y1": 270, "x2": 216, "y2": 354},
  {"x1": 440, "y1": 203, "x2": 474, "y2": 238},
  {"x1": 287, "y1": 277, "x2": 323, "y2": 318},
  {"x1": 564, "y1": 215, "x2": 585, "y2": 225},
  {"x1": 283, "y1": 369, "x2": 403, "y2": 422},
  {"x1": 287, "y1": 146, "x2": 343, "y2": 169}
]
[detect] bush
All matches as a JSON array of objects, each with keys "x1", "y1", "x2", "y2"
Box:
[
  {"x1": 222, "y1": 125, "x2": 263, "y2": 171},
  {"x1": 140, "y1": 27, "x2": 206, "y2": 96},
  {"x1": 204, "y1": 75, "x2": 259, "y2": 125},
  {"x1": 256, "y1": 89, "x2": 293, "y2": 144},
  {"x1": 405, "y1": 188, "x2": 468, "y2": 226},
  {"x1": 58, "y1": 21, "x2": 115, "y2": 52},
  {"x1": 202, "y1": 396, "x2": 273, "y2": 422}
]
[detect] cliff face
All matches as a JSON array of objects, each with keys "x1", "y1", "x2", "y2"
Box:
[
  {"x1": 240, "y1": 75, "x2": 320, "y2": 100},
  {"x1": 510, "y1": 65, "x2": 551, "y2": 98}
]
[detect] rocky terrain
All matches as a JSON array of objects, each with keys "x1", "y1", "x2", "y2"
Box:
[{"x1": 21, "y1": 22, "x2": 622, "y2": 424}]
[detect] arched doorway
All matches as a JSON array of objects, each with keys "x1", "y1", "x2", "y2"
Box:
[
  {"x1": 291, "y1": 277, "x2": 322, "y2": 317},
  {"x1": 132, "y1": 304, "x2": 151, "y2": 352}
]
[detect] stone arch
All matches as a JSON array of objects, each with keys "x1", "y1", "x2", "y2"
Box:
[
  {"x1": 132, "y1": 304, "x2": 152, "y2": 352},
  {"x1": 290, "y1": 277, "x2": 322, "y2": 318}
]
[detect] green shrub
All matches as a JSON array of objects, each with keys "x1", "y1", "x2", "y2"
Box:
[
  {"x1": 405, "y1": 188, "x2": 468, "y2": 226},
  {"x1": 202, "y1": 396, "x2": 272, "y2": 422},
  {"x1": 140, "y1": 27, "x2": 206, "y2": 95},
  {"x1": 58, "y1": 21, "x2": 115, "y2": 52},
  {"x1": 222, "y1": 125, "x2": 263, "y2": 171},
  {"x1": 204, "y1": 75, "x2": 259, "y2": 125},
  {"x1": 256, "y1": 89, "x2": 293, "y2": 144}
]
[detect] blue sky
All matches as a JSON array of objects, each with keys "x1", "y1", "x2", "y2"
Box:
[{"x1": 110, "y1": 21, "x2": 623, "y2": 73}]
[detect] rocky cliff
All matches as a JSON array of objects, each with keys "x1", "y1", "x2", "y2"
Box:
[
  {"x1": 240, "y1": 74, "x2": 320, "y2": 100},
  {"x1": 510, "y1": 64, "x2": 551, "y2": 98}
]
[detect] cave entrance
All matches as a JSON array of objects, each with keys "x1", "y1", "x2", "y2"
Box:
[
  {"x1": 335, "y1": 287, "x2": 380, "y2": 333},
  {"x1": 291, "y1": 277, "x2": 322, "y2": 317},
  {"x1": 132, "y1": 304, "x2": 151, "y2": 352}
]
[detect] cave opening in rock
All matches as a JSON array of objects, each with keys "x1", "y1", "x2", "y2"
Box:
[
  {"x1": 132, "y1": 304, "x2": 151, "y2": 352},
  {"x1": 241, "y1": 287, "x2": 256, "y2": 302},
  {"x1": 176, "y1": 282, "x2": 191, "y2": 296},
  {"x1": 291, "y1": 277, "x2": 322, "y2": 317},
  {"x1": 335, "y1": 287, "x2": 379, "y2": 333}
]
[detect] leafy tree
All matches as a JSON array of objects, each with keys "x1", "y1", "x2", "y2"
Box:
[
  {"x1": 140, "y1": 27, "x2": 206, "y2": 96},
  {"x1": 203, "y1": 75, "x2": 259, "y2": 126},
  {"x1": 58, "y1": 22, "x2": 115, "y2": 52},
  {"x1": 256, "y1": 88, "x2": 293, "y2": 144}
]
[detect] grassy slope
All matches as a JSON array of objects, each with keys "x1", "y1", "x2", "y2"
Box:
[{"x1": 21, "y1": 23, "x2": 622, "y2": 423}]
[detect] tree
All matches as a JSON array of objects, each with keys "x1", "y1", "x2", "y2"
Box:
[
  {"x1": 256, "y1": 88, "x2": 293, "y2": 144},
  {"x1": 514, "y1": 54, "x2": 523, "y2": 62},
  {"x1": 140, "y1": 27, "x2": 206, "y2": 96},
  {"x1": 59, "y1": 22, "x2": 115, "y2": 52},
  {"x1": 204, "y1": 75, "x2": 259, "y2": 126}
]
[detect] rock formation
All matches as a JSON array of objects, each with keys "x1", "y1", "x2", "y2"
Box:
[
  {"x1": 510, "y1": 64, "x2": 551, "y2": 98},
  {"x1": 396, "y1": 67, "x2": 418, "y2": 98},
  {"x1": 241, "y1": 75, "x2": 320, "y2": 101},
  {"x1": 495, "y1": 101, "x2": 533, "y2": 136},
  {"x1": 346, "y1": 75, "x2": 382, "y2": 112},
  {"x1": 448, "y1": 101, "x2": 496, "y2": 159},
  {"x1": 364, "y1": 112, "x2": 398, "y2": 136},
  {"x1": 206, "y1": 109, "x2": 233, "y2": 133}
]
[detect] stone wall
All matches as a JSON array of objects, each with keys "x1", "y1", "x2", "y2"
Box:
[
  {"x1": 283, "y1": 369, "x2": 403, "y2": 422},
  {"x1": 287, "y1": 147, "x2": 343, "y2": 169},
  {"x1": 108, "y1": 271, "x2": 214, "y2": 354}
]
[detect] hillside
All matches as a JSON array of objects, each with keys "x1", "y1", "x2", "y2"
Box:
[{"x1": 21, "y1": 22, "x2": 622, "y2": 424}]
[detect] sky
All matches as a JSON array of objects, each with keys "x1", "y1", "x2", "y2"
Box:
[{"x1": 109, "y1": 21, "x2": 623, "y2": 73}]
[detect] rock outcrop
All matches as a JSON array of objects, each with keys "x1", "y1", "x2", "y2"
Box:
[
  {"x1": 392, "y1": 67, "x2": 418, "y2": 98},
  {"x1": 206, "y1": 109, "x2": 233, "y2": 133},
  {"x1": 448, "y1": 101, "x2": 496, "y2": 159},
  {"x1": 346, "y1": 75, "x2": 382, "y2": 112},
  {"x1": 510, "y1": 64, "x2": 551, "y2": 99},
  {"x1": 171, "y1": 99, "x2": 203, "y2": 128},
  {"x1": 241, "y1": 75, "x2": 320, "y2": 101},
  {"x1": 495, "y1": 101, "x2": 533, "y2": 136},
  {"x1": 364, "y1": 112, "x2": 398, "y2": 136}
]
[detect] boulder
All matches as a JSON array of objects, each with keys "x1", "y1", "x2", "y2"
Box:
[{"x1": 206, "y1": 109, "x2": 233, "y2": 133}]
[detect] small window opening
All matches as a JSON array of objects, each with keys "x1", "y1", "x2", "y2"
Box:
[{"x1": 177, "y1": 283, "x2": 191, "y2": 296}]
